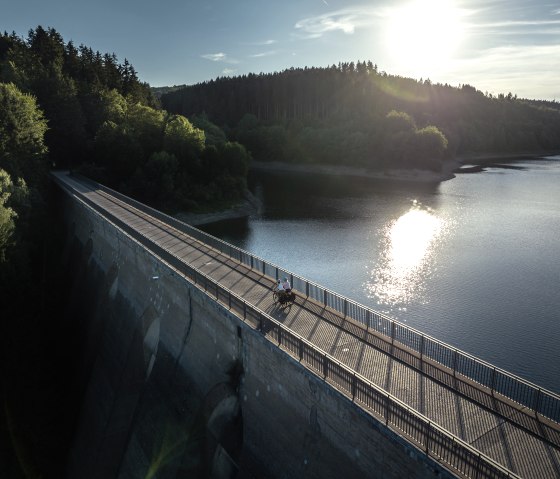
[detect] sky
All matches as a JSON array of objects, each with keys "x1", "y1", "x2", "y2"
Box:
[{"x1": 3, "y1": 0, "x2": 560, "y2": 100}]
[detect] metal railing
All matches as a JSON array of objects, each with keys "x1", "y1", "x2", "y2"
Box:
[
  {"x1": 55, "y1": 173, "x2": 519, "y2": 479},
  {"x1": 68, "y1": 172, "x2": 560, "y2": 426}
]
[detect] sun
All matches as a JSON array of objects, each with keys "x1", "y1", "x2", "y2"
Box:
[{"x1": 385, "y1": 0, "x2": 464, "y2": 76}]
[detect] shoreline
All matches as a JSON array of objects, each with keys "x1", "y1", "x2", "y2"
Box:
[
  {"x1": 250, "y1": 159, "x2": 458, "y2": 183},
  {"x1": 175, "y1": 151, "x2": 559, "y2": 226},
  {"x1": 174, "y1": 189, "x2": 262, "y2": 226}
]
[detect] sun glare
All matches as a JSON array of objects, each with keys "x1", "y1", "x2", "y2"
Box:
[
  {"x1": 385, "y1": 0, "x2": 464, "y2": 76},
  {"x1": 367, "y1": 204, "x2": 445, "y2": 307}
]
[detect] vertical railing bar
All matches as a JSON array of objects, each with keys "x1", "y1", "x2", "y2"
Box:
[
  {"x1": 425, "y1": 421, "x2": 431, "y2": 454},
  {"x1": 453, "y1": 349, "x2": 458, "y2": 377}
]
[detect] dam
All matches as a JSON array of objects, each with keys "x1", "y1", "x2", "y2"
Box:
[{"x1": 51, "y1": 171, "x2": 560, "y2": 478}]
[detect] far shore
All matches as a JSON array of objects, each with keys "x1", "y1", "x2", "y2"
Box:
[
  {"x1": 174, "y1": 189, "x2": 262, "y2": 227},
  {"x1": 175, "y1": 151, "x2": 559, "y2": 226},
  {"x1": 250, "y1": 158, "x2": 458, "y2": 183}
]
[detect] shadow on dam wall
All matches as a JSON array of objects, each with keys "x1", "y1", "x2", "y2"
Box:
[{"x1": 58, "y1": 186, "x2": 452, "y2": 479}]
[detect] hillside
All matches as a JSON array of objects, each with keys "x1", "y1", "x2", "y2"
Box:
[{"x1": 162, "y1": 63, "x2": 560, "y2": 172}]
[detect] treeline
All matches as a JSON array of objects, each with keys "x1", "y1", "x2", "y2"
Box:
[{"x1": 162, "y1": 62, "x2": 560, "y2": 171}]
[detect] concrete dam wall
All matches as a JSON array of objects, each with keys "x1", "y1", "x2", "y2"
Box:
[{"x1": 57, "y1": 183, "x2": 451, "y2": 478}]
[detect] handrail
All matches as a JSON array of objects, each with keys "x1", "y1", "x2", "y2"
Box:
[
  {"x1": 55, "y1": 172, "x2": 519, "y2": 479},
  {"x1": 67, "y1": 172, "x2": 560, "y2": 425}
]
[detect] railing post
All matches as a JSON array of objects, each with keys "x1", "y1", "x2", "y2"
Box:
[
  {"x1": 385, "y1": 394, "x2": 390, "y2": 425},
  {"x1": 250, "y1": 255, "x2": 253, "y2": 270},
  {"x1": 425, "y1": 421, "x2": 431, "y2": 454},
  {"x1": 344, "y1": 299, "x2": 348, "y2": 318},
  {"x1": 306, "y1": 281, "x2": 309, "y2": 297},
  {"x1": 275, "y1": 267, "x2": 278, "y2": 280},
  {"x1": 366, "y1": 310, "x2": 370, "y2": 331},
  {"x1": 351, "y1": 373, "x2": 357, "y2": 400},
  {"x1": 391, "y1": 322, "x2": 396, "y2": 345},
  {"x1": 420, "y1": 335, "x2": 425, "y2": 366},
  {"x1": 533, "y1": 388, "x2": 542, "y2": 415},
  {"x1": 323, "y1": 289, "x2": 327, "y2": 306},
  {"x1": 299, "y1": 339, "x2": 304, "y2": 361},
  {"x1": 228, "y1": 293, "x2": 231, "y2": 310},
  {"x1": 278, "y1": 327, "x2": 282, "y2": 346},
  {"x1": 243, "y1": 302, "x2": 246, "y2": 320},
  {"x1": 453, "y1": 349, "x2": 458, "y2": 377},
  {"x1": 323, "y1": 354, "x2": 328, "y2": 378},
  {"x1": 490, "y1": 367, "x2": 496, "y2": 393},
  {"x1": 262, "y1": 260, "x2": 265, "y2": 275}
]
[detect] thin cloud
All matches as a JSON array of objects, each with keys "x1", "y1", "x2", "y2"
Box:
[
  {"x1": 464, "y1": 18, "x2": 560, "y2": 43},
  {"x1": 241, "y1": 39, "x2": 277, "y2": 46},
  {"x1": 471, "y1": 19, "x2": 560, "y2": 28},
  {"x1": 201, "y1": 52, "x2": 239, "y2": 64},
  {"x1": 294, "y1": 7, "x2": 381, "y2": 38},
  {"x1": 249, "y1": 50, "x2": 278, "y2": 58},
  {"x1": 221, "y1": 68, "x2": 236, "y2": 76}
]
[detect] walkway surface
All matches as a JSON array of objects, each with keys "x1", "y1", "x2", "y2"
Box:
[{"x1": 55, "y1": 172, "x2": 560, "y2": 479}]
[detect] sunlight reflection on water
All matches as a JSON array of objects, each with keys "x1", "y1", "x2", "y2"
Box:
[{"x1": 367, "y1": 201, "x2": 448, "y2": 308}]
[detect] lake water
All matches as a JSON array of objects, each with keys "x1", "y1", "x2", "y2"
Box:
[{"x1": 202, "y1": 156, "x2": 560, "y2": 393}]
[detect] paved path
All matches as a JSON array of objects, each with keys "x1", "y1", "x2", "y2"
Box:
[{"x1": 55, "y1": 172, "x2": 560, "y2": 479}]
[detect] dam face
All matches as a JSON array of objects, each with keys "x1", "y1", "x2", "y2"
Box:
[{"x1": 57, "y1": 183, "x2": 451, "y2": 479}]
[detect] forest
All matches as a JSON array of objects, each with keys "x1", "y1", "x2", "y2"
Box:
[{"x1": 162, "y1": 63, "x2": 560, "y2": 172}]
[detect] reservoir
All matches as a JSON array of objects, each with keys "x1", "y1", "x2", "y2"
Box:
[{"x1": 202, "y1": 156, "x2": 560, "y2": 393}]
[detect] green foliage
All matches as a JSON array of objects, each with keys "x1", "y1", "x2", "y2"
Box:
[
  {"x1": 0, "y1": 169, "x2": 16, "y2": 261},
  {"x1": 0, "y1": 82, "x2": 48, "y2": 187},
  {"x1": 94, "y1": 120, "x2": 143, "y2": 185},
  {"x1": 129, "y1": 151, "x2": 181, "y2": 210},
  {"x1": 191, "y1": 114, "x2": 227, "y2": 146},
  {"x1": 126, "y1": 102, "x2": 165, "y2": 156},
  {"x1": 163, "y1": 114, "x2": 205, "y2": 163},
  {"x1": 385, "y1": 110, "x2": 416, "y2": 133}
]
